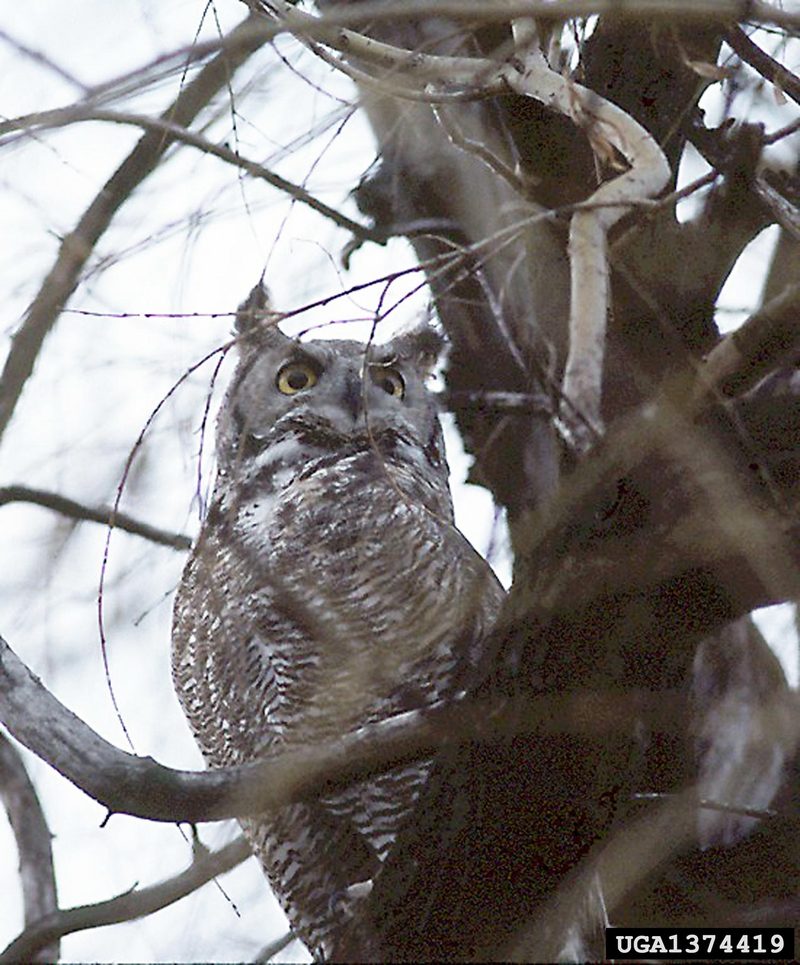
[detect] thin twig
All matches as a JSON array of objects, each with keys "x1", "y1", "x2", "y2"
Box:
[
  {"x1": 0, "y1": 485, "x2": 192, "y2": 550},
  {"x1": 0, "y1": 13, "x2": 268, "y2": 446},
  {"x1": 1, "y1": 107, "x2": 379, "y2": 242},
  {"x1": 764, "y1": 115, "x2": 800, "y2": 145},
  {"x1": 442, "y1": 389, "x2": 552, "y2": 414},
  {"x1": 97, "y1": 342, "x2": 236, "y2": 751},
  {"x1": 0, "y1": 28, "x2": 88, "y2": 92},
  {"x1": 633, "y1": 791, "x2": 779, "y2": 822},
  {"x1": 432, "y1": 101, "x2": 529, "y2": 194}
]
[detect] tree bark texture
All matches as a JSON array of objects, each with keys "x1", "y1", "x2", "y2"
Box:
[{"x1": 305, "y1": 4, "x2": 800, "y2": 958}]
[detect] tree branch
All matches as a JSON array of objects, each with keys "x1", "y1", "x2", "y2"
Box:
[
  {"x1": 250, "y1": 0, "x2": 800, "y2": 31},
  {"x1": 0, "y1": 633, "x2": 702, "y2": 825},
  {"x1": 0, "y1": 734, "x2": 59, "y2": 964},
  {"x1": 0, "y1": 13, "x2": 268, "y2": 445},
  {"x1": 500, "y1": 37, "x2": 671, "y2": 446},
  {"x1": 726, "y1": 25, "x2": 800, "y2": 109},
  {"x1": 0, "y1": 835, "x2": 251, "y2": 963},
  {"x1": 0, "y1": 485, "x2": 191, "y2": 551},
  {"x1": 254, "y1": 930, "x2": 296, "y2": 963},
  {"x1": 697, "y1": 282, "x2": 800, "y2": 401},
  {"x1": 0, "y1": 107, "x2": 379, "y2": 243}
]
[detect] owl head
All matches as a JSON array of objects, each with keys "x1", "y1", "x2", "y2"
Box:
[{"x1": 215, "y1": 283, "x2": 446, "y2": 483}]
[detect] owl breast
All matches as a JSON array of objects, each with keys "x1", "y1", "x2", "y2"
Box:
[{"x1": 221, "y1": 444, "x2": 488, "y2": 741}]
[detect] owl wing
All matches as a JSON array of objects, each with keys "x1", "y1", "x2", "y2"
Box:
[{"x1": 313, "y1": 516, "x2": 506, "y2": 892}]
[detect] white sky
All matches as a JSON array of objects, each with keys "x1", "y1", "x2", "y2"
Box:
[{"x1": 0, "y1": 3, "x2": 797, "y2": 962}]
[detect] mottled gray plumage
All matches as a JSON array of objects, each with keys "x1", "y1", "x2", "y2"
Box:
[{"x1": 172, "y1": 285, "x2": 504, "y2": 960}]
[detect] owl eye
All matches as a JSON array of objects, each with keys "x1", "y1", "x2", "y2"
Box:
[
  {"x1": 276, "y1": 362, "x2": 318, "y2": 395},
  {"x1": 370, "y1": 366, "x2": 405, "y2": 399}
]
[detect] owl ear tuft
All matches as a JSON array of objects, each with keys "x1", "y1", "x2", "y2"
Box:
[
  {"x1": 234, "y1": 281, "x2": 291, "y2": 349},
  {"x1": 391, "y1": 324, "x2": 445, "y2": 376},
  {"x1": 235, "y1": 281, "x2": 270, "y2": 334}
]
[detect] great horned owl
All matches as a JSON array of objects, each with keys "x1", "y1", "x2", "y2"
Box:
[{"x1": 171, "y1": 285, "x2": 505, "y2": 960}]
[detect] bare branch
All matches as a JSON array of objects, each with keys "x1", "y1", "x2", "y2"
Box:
[
  {"x1": 500, "y1": 39, "x2": 671, "y2": 447},
  {"x1": 697, "y1": 282, "x2": 800, "y2": 401},
  {"x1": 0, "y1": 632, "x2": 698, "y2": 825},
  {"x1": 1, "y1": 108, "x2": 379, "y2": 243},
  {"x1": 0, "y1": 28, "x2": 88, "y2": 92},
  {"x1": 259, "y1": 0, "x2": 498, "y2": 84},
  {"x1": 0, "y1": 734, "x2": 59, "y2": 964},
  {"x1": 726, "y1": 25, "x2": 800, "y2": 108},
  {"x1": 0, "y1": 485, "x2": 191, "y2": 551},
  {"x1": 251, "y1": 0, "x2": 800, "y2": 32},
  {"x1": 687, "y1": 120, "x2": 800, "y2": 245},
  {"x1": 0, "y1": 836, "x2": 251, "y2": 963},
  {"x1": 442, "y1": 389, "x2": 553, "y2": 414},
  {"x1": 0, "y1": 13, "x2": 268, "y2": 445},
  {"x1": 255, "y1": 930, "x2": 296, "y2": 963}
]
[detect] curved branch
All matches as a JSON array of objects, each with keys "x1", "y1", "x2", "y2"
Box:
[
  {"x1": 0, "y1": 485, "x2": 191, "y2": 551},
  {"x1": 0, "y1": 836, "x2": 251, "y2": 963},
  {"x1": 0, "y1": 632, "x2": 495, "y2": 823},
  {"x1": 0, "y1": 734, "x2": 59, "y2": 964},
  {"x1": 0, "y1": 633, "x2": 701, "y2": 825},
  {"x1": 255, "y1": 930, "x2": 296, "y2": 963},
  {"x1": 726, "y1": 25, "x2": 800, "y2": 109},
  {"x1": 258, "y1": 0, "x2": 497, "y2": 83},
  {"x1": 501, "y1": 42, "x2": 671, "y2": 446}
]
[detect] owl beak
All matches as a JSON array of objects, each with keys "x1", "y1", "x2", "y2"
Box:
[{"x1": 342, "y1": 372, "x2": 363, "y2": 422}]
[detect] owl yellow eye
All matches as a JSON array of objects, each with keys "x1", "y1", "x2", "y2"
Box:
[
  {"x1": 276, "y1": 362, "x2": 318, "y2": 395},
  {"x1": 370, "y1": 366, "x2": 405, "y2": 399}
]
